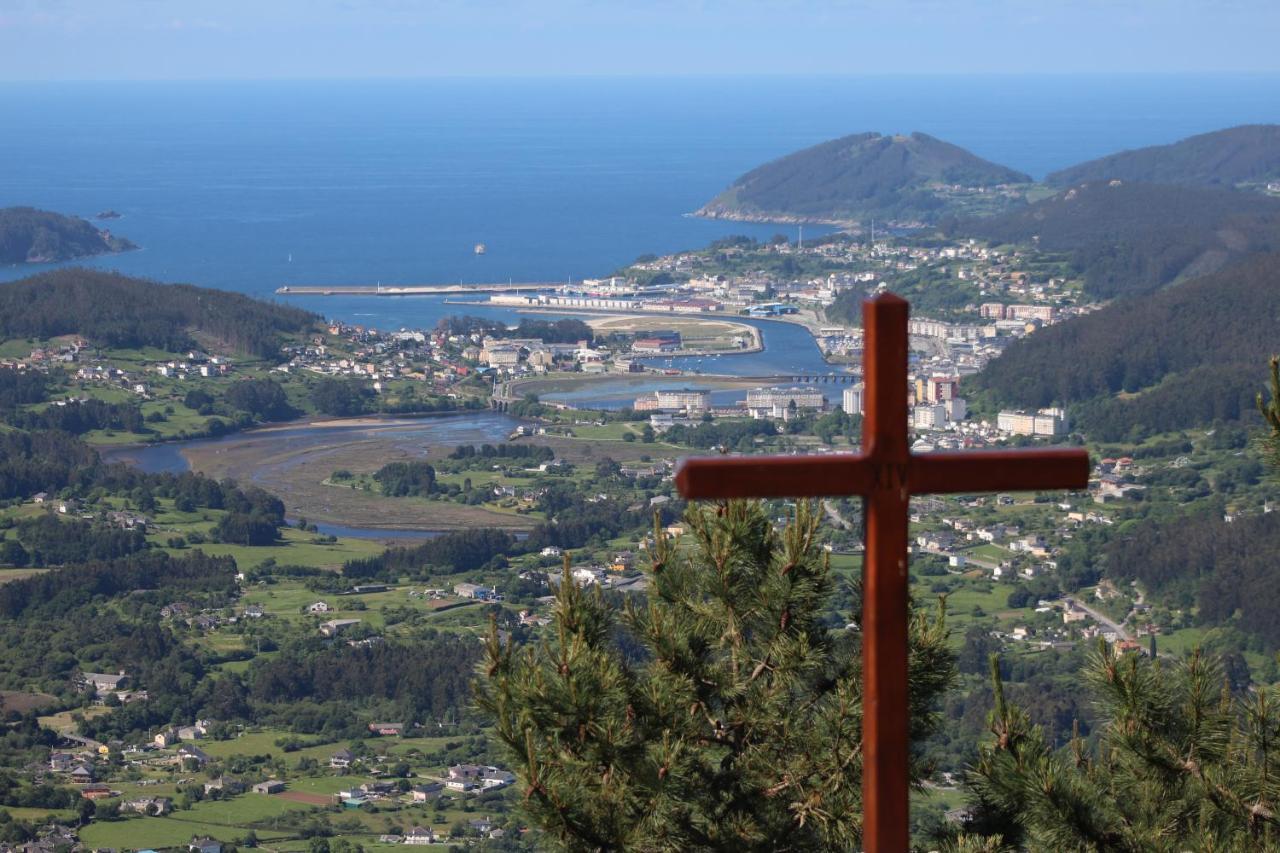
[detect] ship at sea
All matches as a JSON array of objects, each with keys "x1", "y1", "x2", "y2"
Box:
[{"x1": 474, "y1": 242, "x2": 486, "y2": 255}]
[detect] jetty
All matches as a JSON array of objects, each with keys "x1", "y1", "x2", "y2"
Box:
[{"x1": 275, "y1": 282, "x2": 559, "y2": 296}]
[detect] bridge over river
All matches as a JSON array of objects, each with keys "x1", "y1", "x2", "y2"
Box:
[{"x1": 491, "y1": 371, "x2": 861, "y2": 411}]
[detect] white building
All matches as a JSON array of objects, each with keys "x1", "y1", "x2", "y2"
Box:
[
  {"x1": 998, "y1": 407, "x2": 1068, "y2": 436},
  {"x1": 842, "y1": 383, "x2": 865, "y2": 415},
  {"x1": 746, "y1": 386, "x2": 826, "y2": 420},
  {"x1": 913, "y1": 403, "x2": 947, "y2": 430},
  {"x1": 404, "y1": 826, "x2": 437, "y2": 845},
  {"x1": 634, "y1": 387, "x2": 711, "y2": 413}
]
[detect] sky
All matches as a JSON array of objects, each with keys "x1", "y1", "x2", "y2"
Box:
[{"x1": 1, "y1": 0, "x2": 1279, "y2": 80}]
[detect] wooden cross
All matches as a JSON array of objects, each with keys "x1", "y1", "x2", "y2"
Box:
[{"x1": 674, "y1": 293, "x2": 1089, "y2": 852}]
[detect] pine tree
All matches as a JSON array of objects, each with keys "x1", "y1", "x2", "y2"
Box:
[
  {"x1": 951, "y1": 643, "x2": 1280, "y2": 851},
  {"x1": 1257, "y1": 356, "x2": 1280, "y2": 437},
  {"x1": 476, "y1": 500, "x2": 956, "y2": 851},
  {"x1": 1257, "y1": 355, "x2": 1280, "y2": 470}
]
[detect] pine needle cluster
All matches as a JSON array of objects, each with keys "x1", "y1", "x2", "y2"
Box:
[
  {"x1": 475, "y1": 500, "x2": 955, "y2": 852},
  {"x1": 1257, "y1": 355, "x2": 1280, "y2": 470},
  {"x1": 953, "y1": 644, "x2": 1280, "y2": 852}
]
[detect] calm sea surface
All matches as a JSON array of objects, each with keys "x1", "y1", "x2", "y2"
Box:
[
  {"x1": 19, "y1": 76, "x2": 1272, "y2": 532},
  {"x1": 2, "y1": 74, "x2": 1278, "y2": 379}
]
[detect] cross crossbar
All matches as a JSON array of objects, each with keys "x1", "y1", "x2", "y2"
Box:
[
  {"x1": 674, "y1": 447, "x2": 1089, "y2": 499},
  {"x1": 673, "y1": 293, "x2": 1090, "y2": 852}
]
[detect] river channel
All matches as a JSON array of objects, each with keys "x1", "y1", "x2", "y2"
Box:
[
  {"x1": 100, "y1": 299, "x2": 844, "y2": 537},
  {"x1": 101, "y1": 411, "x2": 525, "y2": 540}
]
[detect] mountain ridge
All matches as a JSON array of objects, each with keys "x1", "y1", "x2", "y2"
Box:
[
  {"x1": 1046, "y1": 124, "x2": 1280, "y2": 189},
  {"x1": 698, "y1": 131, "x2": 1032, "y2": 224},
  {"x1": 949, "y1": 181, "x2": 1280, "y2": 298}
]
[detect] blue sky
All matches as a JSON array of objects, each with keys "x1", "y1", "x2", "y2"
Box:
[{"x1": 2, "y1": 0, "x2": 1279, "y2": 80}]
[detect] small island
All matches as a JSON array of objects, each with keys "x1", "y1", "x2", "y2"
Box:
[{"x1": 0, "y1": 206, "x2": 137, "y2": 265}]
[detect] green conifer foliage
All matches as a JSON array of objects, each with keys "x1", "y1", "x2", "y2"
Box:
[
  {"x1": 476, "y1": 500, "x2": 955, "y2": 851},
  {"x1": 954, "y1": 644, "x2": 1280, "y2": 851},
  {"x1": 1257, "y1": 355, "x2": 1280, "y2": 469}
]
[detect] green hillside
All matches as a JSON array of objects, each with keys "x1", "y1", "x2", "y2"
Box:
[
  {"x1": 951, "y1": 181, "x2": 1280, "y2": 298},
  {"x1": 0, "y1": 206, "x2": 137, "y2": 264},
  {"x1": 698, "y1": 131, "x2": 1032, "y2": 223},
  {"x1": 0, "y1": 268, "x2": 319, "y2": 359},
  {"x1": 1046, "y1": 124, "x2": 1280, "y2": 189},
  {"x1": 965, "y1": 252, "x2": 1280, "y2": 440}
]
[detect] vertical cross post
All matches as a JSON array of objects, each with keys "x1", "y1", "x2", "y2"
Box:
[
  {"x1": 673, "y1": 292, "x2": 1090, "y2": 851},
  {"x1": 860, "y1": 294, "x2": 910, "y2": 852}
]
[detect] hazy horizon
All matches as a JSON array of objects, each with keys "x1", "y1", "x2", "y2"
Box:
[{"x1": 3, "y1": 0, "x2": 1279, "y2": 81}]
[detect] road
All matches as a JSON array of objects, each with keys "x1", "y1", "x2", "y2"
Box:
[
  {"x1": 58, "y1": 731, "x2": 105, "y2": 752},
  {"x1": 917, "y1": 546, "x2": 999, "y2": 572},
  {"x1": 1065, "y1": 597, "x2": 1132, "y2": 641},
  {"x1": 824, "y1": 501, "x2": 853, "y2": 531}
]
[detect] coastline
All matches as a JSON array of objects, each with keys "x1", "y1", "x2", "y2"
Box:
[
  {"x1": 570, "y1": 310, "x2": 762, "y2": 356},
  {"x1": 509, "y1": 303, "x2": 845, "y2": 366},
  {"x1": 690, "y1": 207, "x2": 858, "y2": 228},
  {"x1": 450, "y1": 300, "x2": 842, "y2": 360}
]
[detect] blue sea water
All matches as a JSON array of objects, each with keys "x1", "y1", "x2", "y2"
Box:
[
  {"x1": 13, "y1": 75, "x2": 1269, "y2": 532},
  {"x1": 2, "y1": 74, "x2": 1278, "y2": 383}
]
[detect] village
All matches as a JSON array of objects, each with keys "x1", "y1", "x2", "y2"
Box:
[{"x1": 1, "y1": 221, "x2": 1277, "y2": 850}]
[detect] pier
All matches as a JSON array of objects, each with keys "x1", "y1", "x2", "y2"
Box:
[
  {"x1": 723, "y1": 374, "x2": 861, "y2": 384},
  {"x1": 276, "y1": 283, "x2": 559, "y2": 296}
]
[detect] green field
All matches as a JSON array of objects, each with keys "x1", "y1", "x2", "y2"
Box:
[
  {"x1": 169, "y1": 526, "x2": 385, "y2": 571},
  {"x1": 0, "y1": 568, "x2": 50, "y2": 585},
  {"x1": 2, "y1": 807, "x2": 76, "y2": 823},
  {"x1": 80, "y1": 811, "x2": 294, "y2": 849},
  {"x1": 963, "y1": 543, "x2": 1010, "y2": 563}
]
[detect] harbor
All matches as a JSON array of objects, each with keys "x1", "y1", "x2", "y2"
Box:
[{"x1": 276, "y1": 282, "x2": 558, "y2": 296}]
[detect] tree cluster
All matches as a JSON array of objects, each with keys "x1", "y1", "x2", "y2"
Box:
[
  {"x1": 448, "y1": 443, "x2": 555, "y2": 463},
  {"x1": 344, "y1": 528, "x2": 516, "y2": 580},
  {"x1": 224, "y1": 378, "x2": 299, "y2": 422},
  {"x1": 953, "y1": 647, "x2": 1280, "y2": 851},
  {"x1": 373, "y1": 461, "x2": 439, "y2": 498},
  {"x1": 248, "y1": 636, "x2": 478, "y2": 723},
  {"x1": 968, "y1": 252, "x2": 1280, "y2": 437},
  {"x1": 1103, "y1": 507, "x2": 1280, "y2": 649},
  {"x1": 1045, "y1": 124, "x2": 1280, "y2": 188},
  {"x1": 952, "y1": 182, "x2": 1280, "y2": 298},
  {"x1": 0, "y1": 268, "x2": 317, "y2": 358},
  {"x1": 477, "y1": 501, "x2": 956, "y2": 850},
  {"x1": 662, "y1": 418, "x2": 777, "y2": 451}
]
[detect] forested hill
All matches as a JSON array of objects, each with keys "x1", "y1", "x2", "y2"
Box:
[
  {"x1": 949, "y1": 181, "x2": 1280, "y2": 298},
  {"x1": 966, "y1": 252, "x2": 1280, "y2": 440},
  {"x1": 698, "y1": 132, "x2": 1031, "y2": 223},
  {"x1": 1046, "y1": 124, "x2": 1280, "y2": 189},
  {"x1": 0, "y1": 269, "x2": 319, "y2": 359},
  {"x1": 0, "y1": 207, "x2": 137, "y2": 264}
]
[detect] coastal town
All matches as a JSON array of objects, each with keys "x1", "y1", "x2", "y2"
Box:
[
  {"x1": 0, "y1": 222, "x2": 1275, "y2": 850},
  {"x1": 1, "y1": 227, "x2": 1087, "y2": 447}
]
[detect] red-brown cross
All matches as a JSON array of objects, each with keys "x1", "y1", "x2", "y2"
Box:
[{"x1": 674, "y1": 293, "x2": 1089, "y2": 852}]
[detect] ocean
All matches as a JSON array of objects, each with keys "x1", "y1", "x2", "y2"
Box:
[{"x1": 3, "y1": 75, "x2": 1278, "y2": 304}]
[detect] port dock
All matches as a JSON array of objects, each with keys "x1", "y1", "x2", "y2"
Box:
[{"x1": 275, "y1": 283, "x2": 558, "y2": 296}]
